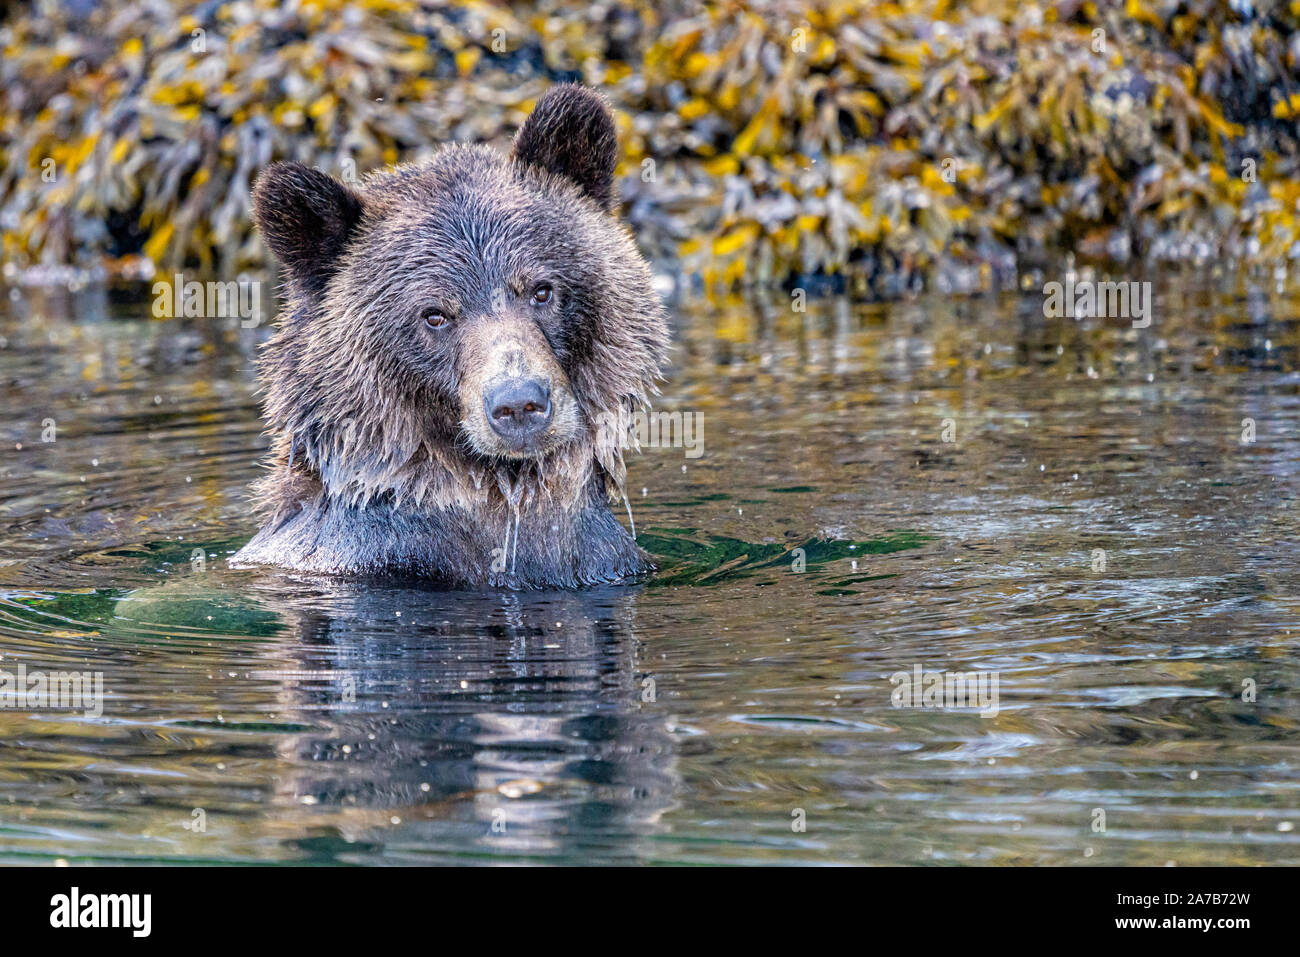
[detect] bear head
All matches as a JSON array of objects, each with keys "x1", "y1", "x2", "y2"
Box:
[{"x1": 249, "y1": 85, "x2": 669, "y2": 527}]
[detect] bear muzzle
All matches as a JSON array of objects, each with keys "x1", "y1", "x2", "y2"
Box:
[
  {"x1": 459, "y1": 316, "x2": 580, "y2": 460},
  {"x1": 484, "y1": 376, "x2": 554, "y2": 447}
]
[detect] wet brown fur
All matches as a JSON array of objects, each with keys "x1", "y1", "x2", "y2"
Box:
[{"x1": 231, "y1": 85, "x2": 669, "y2": 588}]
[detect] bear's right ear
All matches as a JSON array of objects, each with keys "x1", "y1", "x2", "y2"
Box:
[{"x1": 252, "y1": 162, "x2": 365, "y2": 298}]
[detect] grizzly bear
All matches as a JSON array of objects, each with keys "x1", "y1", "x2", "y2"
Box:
[{"x1": 230, "y1": 85, "x2": 670, "y2": 588}]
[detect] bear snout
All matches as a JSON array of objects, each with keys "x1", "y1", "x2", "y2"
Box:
[
  {"x1": 484, "y1": 377, "x2": 553, "y2": 444},
  {"x1": 457, "y1": 314, "x2": 580, "y2": 459}
]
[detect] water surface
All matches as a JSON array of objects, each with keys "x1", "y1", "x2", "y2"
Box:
[{"x1": 1, "y1": 275, "x2": 1298, "y2": 864}]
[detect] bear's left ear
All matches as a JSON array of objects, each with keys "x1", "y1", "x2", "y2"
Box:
[
  {"x1": 252, "y1": 162, "x2": 365, "y2": 299},
  {"x1": 512, "y1": 84, "x2": 618, "y2": 212}
]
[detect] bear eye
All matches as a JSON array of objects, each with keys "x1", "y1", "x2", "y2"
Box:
[
  {"x1": 422, "y1": 308, "x2": 449, "y2": 330},
  {"x1": 531, "y1": 283, "x2": 553, "y2": 306}
]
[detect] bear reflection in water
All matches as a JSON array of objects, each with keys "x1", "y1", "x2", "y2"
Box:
[{"x1": 252, "y1": 582, "x2": 679, "y2": 860}]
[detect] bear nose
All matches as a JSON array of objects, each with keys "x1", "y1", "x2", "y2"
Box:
[{"x1": 485, "y1": 378, "x2": 552, "y2": 440}]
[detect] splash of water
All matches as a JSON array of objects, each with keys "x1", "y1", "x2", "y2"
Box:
[
  {"x1": 509, "y1": 506, "x2": 521, "y2": 574},
  {"x1": 495, "y1": 465, "x2": 529, "y2": 577},
  {"x1": 622, "y1": 491, "x2": 636, "y2": 540}
]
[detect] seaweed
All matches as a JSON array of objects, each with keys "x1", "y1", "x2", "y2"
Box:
[{"x1": 1, "y1": 0, "x2": 1297, "y2": 292}]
